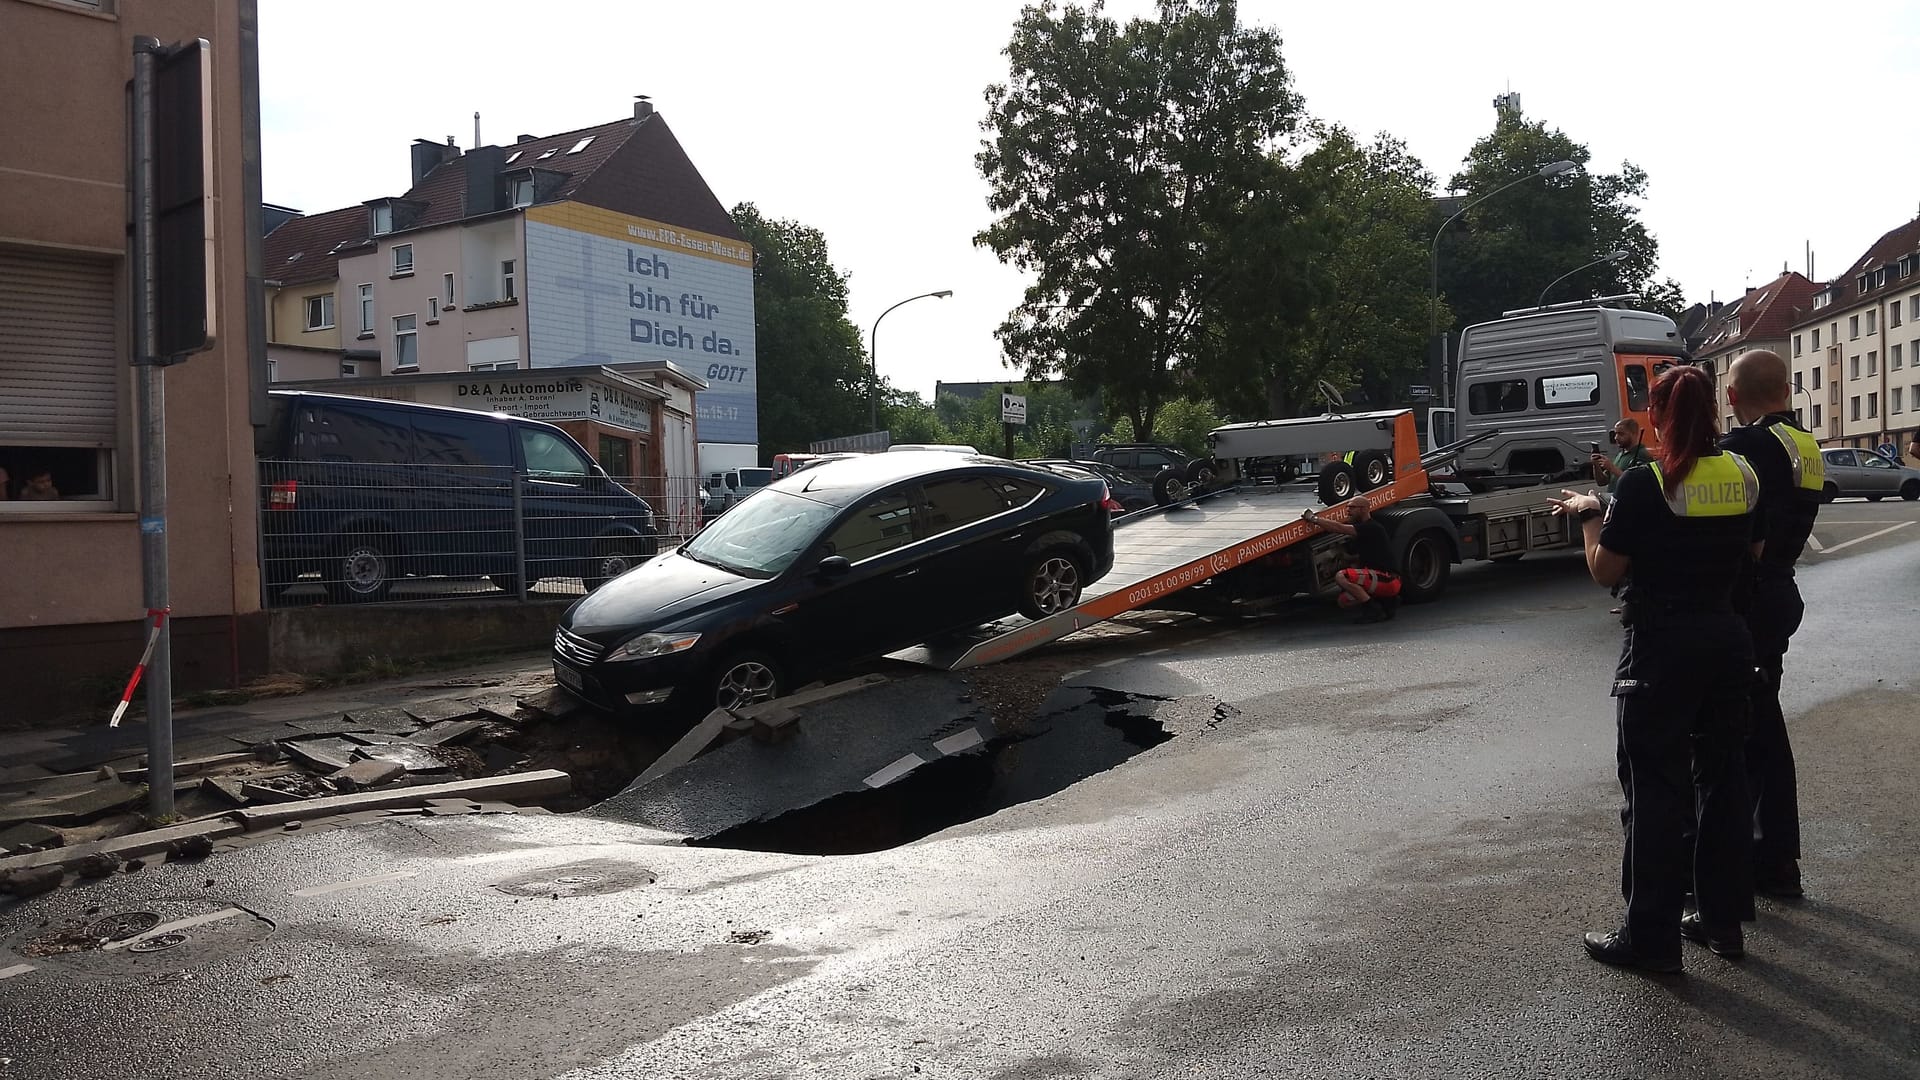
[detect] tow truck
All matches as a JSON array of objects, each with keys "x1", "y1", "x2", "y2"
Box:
[{"x1": 898, "y1": 300, "x2": 1690, "y2": 670}]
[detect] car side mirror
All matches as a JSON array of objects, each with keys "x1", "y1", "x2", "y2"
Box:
[{"x1": 815, "y1": 555, "x2": 852, "y2": 579}]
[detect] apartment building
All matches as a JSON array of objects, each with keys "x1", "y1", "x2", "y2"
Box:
[
  {"x1": 1691, "y1": 272, "x2": 1819, "y2": 431},
  {"x1": 1, "y1": 0, "x2": 265, "y2": 713},
  {"x1": 262, "y1": 203, "x2": 371, "y2": 381},
  {"x1": 1785, "y1": 216, "x2": 1920, "y2": 458}
]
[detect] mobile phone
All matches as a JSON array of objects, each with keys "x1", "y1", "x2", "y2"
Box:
[{"x1": 1589, "y1": 442, "x2": 1600, "y2": 455}]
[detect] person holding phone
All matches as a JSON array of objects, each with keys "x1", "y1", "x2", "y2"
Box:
[
  {"x1": 1589, "y1": 418, "x2": 1654, "y2": 493},
  {"x1": 1550, "y1": 365, "x2": 1762, "y2": 972}
]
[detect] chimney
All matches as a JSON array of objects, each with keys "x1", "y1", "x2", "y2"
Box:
[
  {"x1": 410, "y1": 138, "x2": 460, "y2": 187},
  {"x1": 633, "y1": 94, "x2": 654, "y2": 122},
  {"x1": 463, "y1": 145, "x2": 506, "y2": 216},
  {"x1": 473, "y1": 111, "x2": 481, "y2": 149}
]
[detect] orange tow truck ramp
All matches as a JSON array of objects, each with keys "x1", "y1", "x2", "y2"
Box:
[{"x1": 898, "y1": 410, "x2": 1432, "y2": 670}]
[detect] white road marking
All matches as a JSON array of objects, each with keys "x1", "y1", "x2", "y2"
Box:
[
  {"x1": 0, "y1": 963, "x2": 34, "y2": 980},
  {"x1": 1817, "y1": 521, "x2": 1914, "y2": 555},
  {"x1": 863, "y1": 753, "x2": 927, "y2": 788},
  {"x1": 1141, "y1": 648, "x2": 1170, "y2": 656},
  {"x1": 1805, "y1": 534, "x2": 1824, "y2": 552},
  {"x1": 102, "y1": 907, "x2": 245, "y2": 951},
  {"x1": 933, "y1": 728, "x2": 986, "y2": 756},
  {"x1": 290, "y1": 870, "x2": 420, "y2": 897}
]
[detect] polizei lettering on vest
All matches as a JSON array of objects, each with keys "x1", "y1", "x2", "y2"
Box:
[{"x1": 1684, "y1": 479, "x2": 1748, "y2": 508}]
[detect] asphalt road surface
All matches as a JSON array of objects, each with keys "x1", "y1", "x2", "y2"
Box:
[{"x1": 3, "y1": 508, "x2": 1917, "y2": 1079}]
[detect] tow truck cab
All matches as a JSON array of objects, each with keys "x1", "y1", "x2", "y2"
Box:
[{"x1": 1429, "y1": 304, "x2": 1688, "y2": 475}]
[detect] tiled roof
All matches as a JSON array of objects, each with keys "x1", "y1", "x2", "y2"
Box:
[
  {"x1": 262, "y1": 204, "x2": 372, "y2": 287},
  {"x1": 375, "y1": 113, "x2": 745, "y2": 243},
  {"x1": 1787, "y1": 215, "x2": 1920, "y2": 329},
  {"x1": 1698, "y1": 271, "x2": 1820, "y2": 354}
]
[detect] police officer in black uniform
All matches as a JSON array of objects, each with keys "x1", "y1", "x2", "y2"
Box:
[
  {"x1": 1720, "y1": 349, "x2": 1823, "y2": 899},
  {"x1": 1550, "y1": 364, "x2": 1761, "y2": 971}
]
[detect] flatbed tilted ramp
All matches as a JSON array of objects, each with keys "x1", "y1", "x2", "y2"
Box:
[{"x1": 896, "y1": 465, "x2": 1430, "y2": 671}]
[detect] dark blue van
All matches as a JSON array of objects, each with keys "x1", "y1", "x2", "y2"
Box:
[{"x1": 260, "y1": 391, "x2": 657, "y2": 603}]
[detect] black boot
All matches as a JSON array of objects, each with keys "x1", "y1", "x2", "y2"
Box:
[
  {"x1": 1680, "y1": 911, "x2": 1745, "y2": 959},
  {"x1": 1583, "y1": 928, "x2": 1683, "y2": 974}
]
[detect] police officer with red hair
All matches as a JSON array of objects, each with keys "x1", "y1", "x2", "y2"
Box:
[{"x1": 1551, "y1": 364, "x2": 1761, "y2": 972}]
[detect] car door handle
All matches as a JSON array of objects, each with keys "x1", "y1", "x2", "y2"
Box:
[
  {"x1": 892, "y1": 568, "x2": 921, "y2": 579},
  {"x1": 1001, "y1": 532, "x2": 1027, "y2": 542}
]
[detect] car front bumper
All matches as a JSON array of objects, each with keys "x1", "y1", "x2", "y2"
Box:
[{"x1": 551, "y1": 646, "x2": 703, "y2": 714}]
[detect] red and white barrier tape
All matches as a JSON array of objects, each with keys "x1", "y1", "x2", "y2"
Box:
[{"x1": 108, "y1": 607, "x2": 169, "y2": 728}]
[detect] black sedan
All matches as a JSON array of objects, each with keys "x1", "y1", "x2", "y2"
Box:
[
  {"x1": 552, "y1": 453, "x2": 1118, "y2": 715},
  {"x1": 1026, "y1": 459, "x2": 1153, "y2": 512}
]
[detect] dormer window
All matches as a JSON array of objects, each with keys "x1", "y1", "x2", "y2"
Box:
[
  {"x1": 509, "y1": 175, "x2": 535, "y2": 209},
  {"x1": 1873, "y1": 268, "x2": 1888, "y2": 287},
  {"x1": 1856, "y1": 274, "x2": 1868, "y2": 293},
  {"x1": 371, "y1": 203, "x2": 393, "y2": 236},
  {"x1": 1900, "y1": 256, "x2": 1913, "y2": 278},
  {"x1": 1813, "y1": 291, "x2": 1831, "y2": 310}
]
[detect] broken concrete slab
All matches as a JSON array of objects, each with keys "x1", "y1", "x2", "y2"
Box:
[
  {"x1": 0, "y1": 822, "x2": 64, "y2": 852},
  {"x1": 281, "y1": 737, "x2": 359, "y2": 772},
  {"x1": 0, "y1": 864, "x2": 63, "y2": 897},
  {"x1": 329, "y1": 758, "x2": 405, "y2": 793},
  {"x1": 230, "y1": 770, "x2": 571, "y2": 831},
  {"x1": 119, "y1": 750, "x2": 259, "y2": 781},
  {"x1": 350, "y1": 743, "x2": 445, "y2": 773},
  {"x1": 403, "y1": 701, "x2": 489, "y2": 724},
  {"x1": 0, "y1": 781, "x2": 146, "y2": 828},
  {"x1": 0, "y1": 818, "x2": 243, "y2": 874},
  {"x1": 0, "y1": 764, "x2": 54, "y2": 786},
  {"x1": 514, "y1": 687, "x2": 583, "y2": 720},
  {"x1": 337, "y1": 707, "x2": 422, "y2": 735},
  {"x1": 406, "y1": 719, "x2": 487, "y2": 747},
  {"x1": 239, "y1": 782, "x2": 307, "y2": 805},
  {"x1": 204, "y1": 778, "x2": 250, "y2": 806}
]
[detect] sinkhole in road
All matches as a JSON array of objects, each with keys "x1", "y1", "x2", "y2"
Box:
[{"x1": 693, "y1": 688, "x2": 1177, "y2": 856}]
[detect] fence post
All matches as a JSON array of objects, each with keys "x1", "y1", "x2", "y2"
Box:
[{"x1": 510, "y1": 475, "x2": 530, "y2": 602}]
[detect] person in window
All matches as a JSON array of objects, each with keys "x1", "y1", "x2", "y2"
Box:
[
  {"x1": 1589, "y1": 419, "x2": 1654, "y2": 493},
  {"x1": 18, "y1": 467, "x2": 59, "y2": 501},
  {"x1": 1548, "y1": 365, "x2": 1761, "y2": 972},
  {"x1": 1301, "y1": 497, "x2": 1400, "y2": 623},
  {"x1": 0, "y1": 466, "x2": 11, "y2": 500}
]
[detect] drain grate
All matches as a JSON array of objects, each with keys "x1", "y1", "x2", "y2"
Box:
[
  {"x1": 90, "y1": 911, "x2": 161, "y2": 943},
  {"x1": 128, "y1": 932, "x2": 187, "y2": 953}
]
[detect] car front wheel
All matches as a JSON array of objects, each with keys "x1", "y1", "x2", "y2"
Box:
[
  {"x1": 1020, "y1": 551, "x2": 1086, "y2": 619},
  {"x1": 705, "y1": 651, "x2": 785, "y2": 714}
]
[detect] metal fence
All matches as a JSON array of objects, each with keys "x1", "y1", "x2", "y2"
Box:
[{"x1": 258, "y1": 460, "x2": 707, "y2": 607}]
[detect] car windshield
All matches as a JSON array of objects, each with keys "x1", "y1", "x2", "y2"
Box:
[{"x1": 681, "y1": 489, "x2": 838, "y2": 577}]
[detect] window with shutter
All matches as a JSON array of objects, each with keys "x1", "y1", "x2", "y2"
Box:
[{"x1": 0, "y1": 251, "x2": 120, "y2": 511}]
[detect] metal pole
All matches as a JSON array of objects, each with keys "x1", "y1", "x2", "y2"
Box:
[
  {"x1": 868, "y1": 290, "x2": 953, "y2": 433},
  {"x1": 510, "y1": 476, "x2": 530, "y2": 601},
  {"x1": 131, "y1": 36, "x2": 175, "y2": 821}
]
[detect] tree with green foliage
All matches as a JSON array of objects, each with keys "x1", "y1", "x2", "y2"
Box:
[
  {"x1": 1221, "y1": 126, "x2": 1445, "y2": 416},
  {"x1": 729, "y1": 203, "x2": 871, "y2": 463},
  {"x1": 975, "y1": 0, "x2": 1312, "y2": 440},
  {"x1": 1438, "y1": 109, "x2": 1685, "y2": 335}
]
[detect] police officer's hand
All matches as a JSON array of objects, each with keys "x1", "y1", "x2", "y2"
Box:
[{"x1": 1548, "y1": 489, "x2": 1603, "y2": 517}]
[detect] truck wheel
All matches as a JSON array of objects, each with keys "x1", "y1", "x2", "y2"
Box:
[
  {"x1": 1353, "y1": 450, "x2": 1391, "y2": 490},
  {"x1": 1398, "y1": 529, "x2": 1452, "y2": 603},
  {"x1": 1151, "y1": 468, "x2": 1189, "y2": 506},
  {"x1": 1185, "y1": 457, "x2": 1220, "y2": 492},
  {"x1": 1317, "y1": 462, "x2": 1357, "y2": 505}
]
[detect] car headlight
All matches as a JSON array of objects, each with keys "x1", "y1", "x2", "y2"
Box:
[{"x1": 604, "y1": 631, "x2": 702, "y2": 663}]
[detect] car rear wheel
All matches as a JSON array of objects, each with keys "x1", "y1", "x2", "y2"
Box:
[
  {"x1": 1902, "y1": 480, "x2": 1919, "y2": 501},
  {"x1": 1318, "y1": 461, "x2": 1358, "y2": 505},
  {"x1": 327, "y1": 535, "x2": 396, "y2": 604},
  {"x1": 1020, "y1": 551, "x2": 1086, "y2": 619},
  {"x1": 1822, "y1": 482, "x2": 1839, "y2": 503},
  {"x1": 1185, "y1": 457, "x2": 1219, "y2": 491},
  {"x1": 705, "y1": 651, "x2": 785, "y2": 714}
]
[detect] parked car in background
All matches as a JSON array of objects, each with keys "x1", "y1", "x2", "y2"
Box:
[
  {"x1": 259, "y1": 391, "x2": 656, "y2": 603},
  {"x1": 887, "y1": 443, "x2": 979, "y2": 454},
  {"x1": 1089, "y1": 443, "x2": 1191, "y2": 482},
  {"x1": 1820, "y1": 448, "x2": 1920, "y2": 501},
  {"x1": 553, "y1": 452, "x2": 1116, "y2": 715},
  {"x1": 704, "y1": 466, "x2": 774, "y2": 515},
  {"x1": 1026, "y1": 459, "x2": 1153, "y2": 512}
]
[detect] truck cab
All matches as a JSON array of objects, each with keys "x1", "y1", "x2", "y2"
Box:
[{"x1": 1428, "y1": 304, "x2": 1687, "y2": 476}]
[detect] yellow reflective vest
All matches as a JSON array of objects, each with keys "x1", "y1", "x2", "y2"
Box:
[
  {"x1": 1646, "y1": 453, "x2": 1760, "y2": 517},
  {"x1": 1766, "y1": 421, "x2": 1825, "y2": 492}
]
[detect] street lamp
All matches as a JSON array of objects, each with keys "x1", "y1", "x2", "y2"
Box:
[
  {"x1": 869, "y1": 289, "x2": 953, "y2": 432},
  {"x1": 1429, "y1": 159, "x2": 1579, "y2": 407},
  {"x1": 1538, "y1": 249, "x2": 1629, "y2": 307}
]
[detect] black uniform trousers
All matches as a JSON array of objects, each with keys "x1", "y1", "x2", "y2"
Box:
[
  {"x1": 1612, "y1": 610, "x2": 1755, "y2": 956},
  {"x1": 1743, "y1": 571, "x2": 1805, "y2": 869}
]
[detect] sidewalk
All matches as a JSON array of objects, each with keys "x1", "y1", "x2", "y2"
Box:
[{"x1": 0, "y1": 654, "x2": 553, "y2": 787}]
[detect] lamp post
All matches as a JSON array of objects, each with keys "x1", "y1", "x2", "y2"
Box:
[
  {"x1": 869, "y1": 289, "x2": 953, "y2": 432},
  {"x1": 1429, "y1": 159, "x2": 1579, "y2": 407},
  {"x1": 1538, "y1": 249, "x2": 1629, "y2": 308}
]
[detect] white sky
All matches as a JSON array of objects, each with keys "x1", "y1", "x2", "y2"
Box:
[{"x1": 262, "y1": 0, "x2": 1920, "y2": 401}]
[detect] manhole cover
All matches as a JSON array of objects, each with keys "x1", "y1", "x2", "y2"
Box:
[
  {"x1": 494, "y1": 861, "x2": 655, "y2": 898},
  {"x1": 89, "y1": 912, "x2": 162, "y2": 943},
  {"x1": 129, "y1": 932, "x2": 187, "y2": 953}
]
